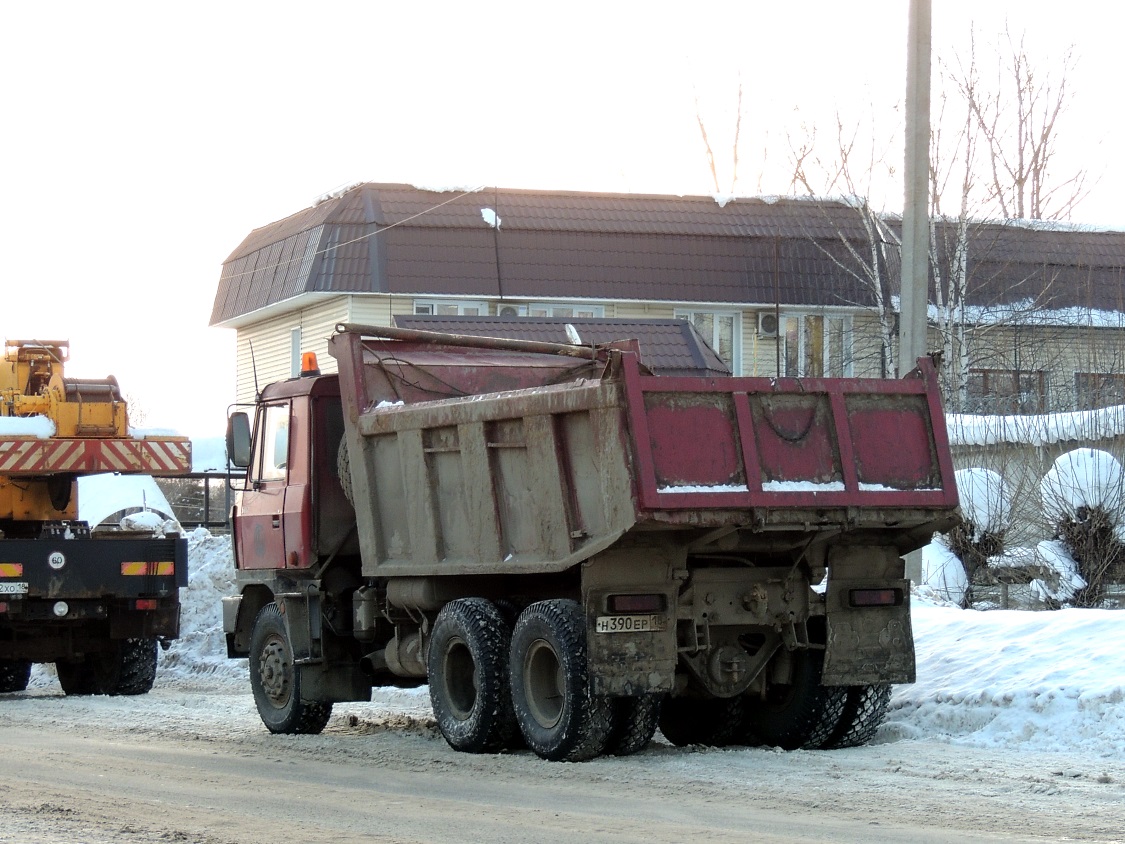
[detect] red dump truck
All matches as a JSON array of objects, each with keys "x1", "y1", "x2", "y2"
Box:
[{"x1": 223, "y1": 324, "x2": 959, "y2": 761}]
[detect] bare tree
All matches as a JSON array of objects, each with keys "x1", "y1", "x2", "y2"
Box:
[
  {"x1": 961, "y1": 26, "x2": 1088, "y2": 221},
  {"x1": 694, "y1": 79, "x2": 745, "y2": 195}
]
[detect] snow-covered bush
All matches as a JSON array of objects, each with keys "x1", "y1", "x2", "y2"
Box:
[
  {"x1": 1040, "y1": 448, "x2": 1125, "y2": 607},
  {"x1": 945, "y1": 468, "x2": 1011, "y2": 605}
]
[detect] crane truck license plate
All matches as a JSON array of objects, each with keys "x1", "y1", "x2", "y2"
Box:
[
  {"x1": 0, "y1": 582, "x2": 28, "y2": 595},
  {"x1": 596, "y1": 614, "x2": 666, "y2": 634}
]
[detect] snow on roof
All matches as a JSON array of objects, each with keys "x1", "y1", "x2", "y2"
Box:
[{"x1": 947, "y1": 405, "x2": 1125, "y2": 447}]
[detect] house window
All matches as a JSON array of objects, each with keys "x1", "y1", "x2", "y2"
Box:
[
  {"x1": 527, "y1": 303, "x2": 605, "y2": 318},
  {"x1": 289, "y1": 327, "x2": 302, "y2": 379},
  {"x1": 676, "y1": 309, "x2": 740, "y2": 373},
  {"x1": 781, "y1": 314, "x2": 852, "y2": 377},
  {"x1": 413, "y1": 299, "x2": 488, "y2": 316},
  {"x1": 1075, "y1": 373, "x2": 1125, "y2": 409},
  {"x1": 966, "y1": 369, "x2": 1047, "y2": 414}
]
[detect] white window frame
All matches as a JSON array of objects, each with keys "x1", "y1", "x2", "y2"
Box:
[
  {"x1": 526, "y1": 302, "x2": 605, "y2": 318},
  {"x1": 413, "y1": 299, "x2": 489, "y2": 316},
  {"x1": 675, "y1": 308, "x2": 741, "y2": 375},
  {"x1": 780, "y1": 313, "x2": 853, "y2": 378}
]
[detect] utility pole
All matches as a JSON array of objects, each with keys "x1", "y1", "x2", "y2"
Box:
[{"x1": 899, "y1": 0, "x2": 931, "y2": 377}]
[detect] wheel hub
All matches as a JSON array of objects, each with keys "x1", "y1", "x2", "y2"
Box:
[{"x1": 258, "y1": 635, "x2": 292, "y2": 707}]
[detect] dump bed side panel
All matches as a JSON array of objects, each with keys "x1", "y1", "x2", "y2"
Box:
[{"x1": 330, "y1": 332, "x2": 637, "y2": 578}]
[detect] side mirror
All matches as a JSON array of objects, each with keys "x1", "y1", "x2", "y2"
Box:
[{"x1": 226, "y1": 411, "x2": 252, "y2": 469}]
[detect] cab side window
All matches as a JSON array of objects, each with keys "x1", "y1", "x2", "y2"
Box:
[{"x1": 253, "y1": 403, "x2": 290, "y2": 482}]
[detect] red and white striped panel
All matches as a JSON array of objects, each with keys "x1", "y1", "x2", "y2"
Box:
[{"x1": 0, "y1": 438, "x2": 192, "y2": 476}]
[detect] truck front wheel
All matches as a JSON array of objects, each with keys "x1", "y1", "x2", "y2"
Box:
[
  {"x1": 509, "y1": 599, "x2": 612, "y2": 762},
  {"x1": 427, "y1": 598, "x2": 519, "y2": 753},
  {"x1": 249, "y1": 603, "x2": 332, "y2": 734},
  {"x1": 0, "y1": 659, "x2": 32, "y2": 693}
]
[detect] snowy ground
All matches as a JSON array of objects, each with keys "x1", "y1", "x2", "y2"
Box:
[{"x1": 25, "y1": 529, "x2": 1125, "y2": 761}]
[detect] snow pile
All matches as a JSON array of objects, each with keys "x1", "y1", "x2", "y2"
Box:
[
  {"x1": 1032, "y1": 539, "x2": 1087, "y2": 603},
  {"x1": 77, "y1": 473, "x2": 178, "y2": 527},
  {"x1": 919, "y1": 540, "x2": 968, "y2": 604},
  {"x1": 0, "y1": 415, "x2": 55, "y2": 437},
  {"x1": 887, "y1": 602, "x2": 1125, "y2": 755},
  {"x1": 156, "y1": 528, "x2": 247, "y2": 689}
]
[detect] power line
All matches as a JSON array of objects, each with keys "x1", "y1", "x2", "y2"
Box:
[{"x1": 220, "y1": 184, "x2": 487, "y2": 282}]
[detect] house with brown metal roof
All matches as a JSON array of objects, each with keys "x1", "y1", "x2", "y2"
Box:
[{"x1": 211, "y1": 182, "x2": 1125, "y2": 413}]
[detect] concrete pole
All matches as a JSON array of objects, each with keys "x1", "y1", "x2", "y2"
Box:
[{"x1": 899, "y1": 0, "x2": 932, "y2": 378}]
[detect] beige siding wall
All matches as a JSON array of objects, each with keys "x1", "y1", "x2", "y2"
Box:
[{"x1": 234, "y1": 298, "x2": 348, "y2": 404}]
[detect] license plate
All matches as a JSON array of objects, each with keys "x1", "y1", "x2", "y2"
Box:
[
  {"x1": 595, "y1": 614, "x2": 666, "y2": 634},
  {"x1": 0, "y1": 582, "x2": 28, "y2": 595}
]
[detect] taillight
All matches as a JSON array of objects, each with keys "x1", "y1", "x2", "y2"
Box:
[
  {"x1": 608, "y1": 594, "x2": 665, "y2": 613},
  {"x1": 849, "y1": 588, "x2": 903, "y2": 607},
  {"x1": 135, "y1": 599, "x2": 159, "y2": 611}
]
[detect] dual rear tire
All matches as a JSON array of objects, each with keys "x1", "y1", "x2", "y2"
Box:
[{"x1": 429, "y1": 598, "x2": 641, "y2": 762}]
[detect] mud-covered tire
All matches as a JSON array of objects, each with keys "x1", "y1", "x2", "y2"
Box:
[
  {"x1": 606, "y1": 695, "x2": 661, "y2": 756},
  {"x1": 56, "y1": 639, "x2": 157, "y2": 696},
  {"x1": 509, "y1": 599, "x2": 612, "y2": 762},
  {"x1": 821, "y1": 684, "x2": 892, "y2": 749},
  {"x1": 336, "y1": 434, "x2": 354, "y2": 505},
  {"x1": 0, "y1": 659, "x2": 32, "y2": 693},
  {"x1": 250, "y1": 603, "x2": 332, "y2": 734},
  {"x1": 658, "y1": 695, "x2": 746, "y2": 747},
  {"x1": 428, "y1": 598, "x2": 520, "y2": 753},
  {"x1": 114, "y1": 639, "x2": 158, "y2": 695},
  {"x1": 741, "y1": 648, "x2": 847, "y2": 750}
]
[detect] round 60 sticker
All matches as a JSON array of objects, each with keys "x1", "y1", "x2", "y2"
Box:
[{"x1": 48, "y1": 552, "x2": 66, "y2": 570}]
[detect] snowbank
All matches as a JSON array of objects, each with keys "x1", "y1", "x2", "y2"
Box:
[{"x1": 887, "y1": 602, "x2": 1125, "y2": 756}]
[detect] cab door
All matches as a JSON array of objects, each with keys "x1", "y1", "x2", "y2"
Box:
[{"x1": 235, "y1": 401, "x2": 290, "y2": 570}]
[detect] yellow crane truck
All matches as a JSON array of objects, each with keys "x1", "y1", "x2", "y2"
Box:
[{"x1": 0, "y1": 340, "x2": 191, "y2": 696}]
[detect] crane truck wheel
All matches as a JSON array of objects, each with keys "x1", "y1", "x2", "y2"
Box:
[
  {"x1": 427, "y1": 598, "x2": 520, "y2": 753},
  {"x1": 657, "y1": 695, "x2": 745, "y2": 747},
  {"x1": 739, "y1": 648, "x2": 848, "y2": 750},
  {"x1": 56, "y1": 639, "x2": 158, "y2": 696},
  {"x1": 820, "y1": 683, "x2": 893, "y2": 749},
  {"x1": 509, "y1": 599, "x2": 613, "y2": 762},
  {"x1": 0, "y1": 659, "x2": 32, "y2": 693},
  {"x1": 249, "y1": 603, "x2": 332, "y2": 734},
  {"x1": 606, "y1": 694, "x2": 662, "y2": 756}
]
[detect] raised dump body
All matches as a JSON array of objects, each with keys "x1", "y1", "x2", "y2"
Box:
[{"x1": 224, "y1": 324, "x2": 960, "y2": 760}]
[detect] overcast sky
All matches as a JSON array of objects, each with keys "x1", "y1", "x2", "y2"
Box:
[{"x1": 1, "y1": 1, "x2": 1120, "y2": 436}]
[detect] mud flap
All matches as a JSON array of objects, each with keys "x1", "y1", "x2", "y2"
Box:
[{"x1": 821, "y1": 578, "x2": 915, "y2": 685}]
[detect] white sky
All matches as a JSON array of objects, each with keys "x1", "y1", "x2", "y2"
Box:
[{"x1": 2, "y1": 1, "x2": 1121, "y2": 436}]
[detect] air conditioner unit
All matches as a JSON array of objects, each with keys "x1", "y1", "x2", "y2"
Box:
[
  {"x1": 497, "y1": 304, "x2": 527, "y2": 317},
  {"x1": 757, "y1": 312, "x2": 779, "y2": 338}
]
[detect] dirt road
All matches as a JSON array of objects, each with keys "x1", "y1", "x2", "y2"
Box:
[{"x1": 1, "y1": 684, "x2": 1122, "y2": 843}]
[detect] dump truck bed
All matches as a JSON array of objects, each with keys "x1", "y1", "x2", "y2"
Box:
[{"x1": 329, "y1": 326, "x2": 959, "y2": 580}]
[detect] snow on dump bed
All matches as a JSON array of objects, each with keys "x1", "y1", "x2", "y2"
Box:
[{"x1": 26, "y1": 532, "x2": 1125, "y2": 756}]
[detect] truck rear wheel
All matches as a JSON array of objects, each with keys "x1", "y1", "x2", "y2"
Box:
[
  {"x1": 740, "y1": 648, "x2": 847, "y2": 750},
  {"x1": 250, "y1": 603, "x2": 332, "y2": 734},
  {"x1": 427, "y1": 598, "x2": 519, "y2": 753},
  {"x1": 0, "y1": 659, "x2": 32, "y2": 693},
  {"x1": 658, "y1": 695, "x2": 745, "y2": 747},
  {"x1": 509, "y1": 599, "x2": 612, "y2": 762},
  {"x1": 56, "y1": 639, "x2": 157, "y2": 696},
  {"x1": 606, "y1": 694, "x2": 661, "y2": 756},
  {"x1": 820, "y1": 684, "x2": 892, "y2": 749}
]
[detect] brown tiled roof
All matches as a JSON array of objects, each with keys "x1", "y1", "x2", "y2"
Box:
[
  {"x1": 211, "y1": 183, "x2": 1125, "y2": 326},
  {"x1": 394, "y1": 316, "x2": 732, "y2": 377}
]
